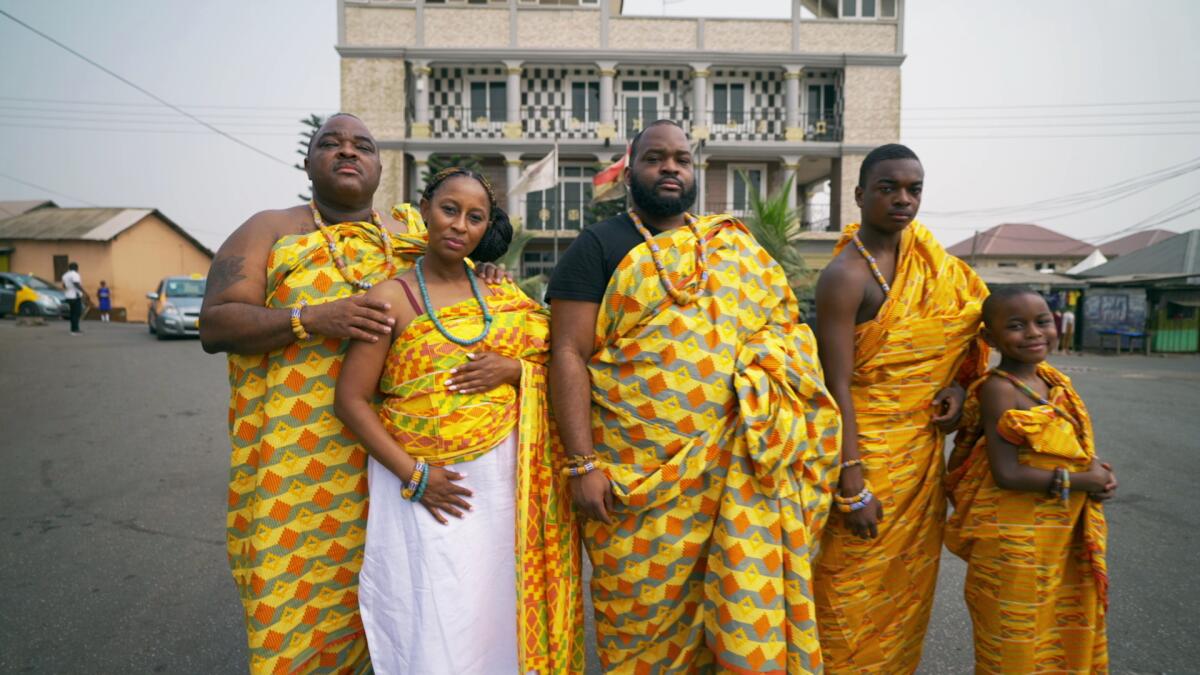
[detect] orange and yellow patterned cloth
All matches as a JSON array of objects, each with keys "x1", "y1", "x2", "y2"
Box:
[
  {"x1": 375, "y1": 281, "x2": 585, "y2": 674},
  {"x1": 945, "y1": 363, "x2": 1108, "y2": 674},
  {"x1": 813, "y1": 221, "x2": 988, "y2": 674},
  {"x1": 225, "y1": 208, "x2": 425, "y2": 675},
  {"x1": 584, "y1": 214, "x2": 842, "y2": 673}
]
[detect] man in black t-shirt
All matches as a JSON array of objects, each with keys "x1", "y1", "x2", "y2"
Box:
[{"x1": 547, "y1": 120, "x2": 841, "y2": 671}]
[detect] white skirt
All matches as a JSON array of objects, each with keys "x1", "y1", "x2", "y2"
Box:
[{"x1": 360, "y1": 430, "x2": 519, "y2": 674}]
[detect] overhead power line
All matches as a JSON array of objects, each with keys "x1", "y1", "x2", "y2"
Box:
[
  {"x1": 0, "y1": 9, "x2": 292, "y2": 168},
  {"x1": 0, "y1": 95, "x2": 326, "y2": 111},
  {"x1": 904, "y1": 98, "x2": 1200, "y2": 111},
  {"x1": 0, "y1": 170, "x2": 99, "y2": 206}
]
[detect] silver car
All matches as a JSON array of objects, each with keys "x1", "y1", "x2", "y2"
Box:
[{"x1": 147, "y1": 275, "x2": 205, "y2": 339}]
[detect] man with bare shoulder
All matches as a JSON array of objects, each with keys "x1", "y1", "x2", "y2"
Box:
[
  {"x1": 810, "y1": 143, "x2": 990, "y2": 673},
  {"x1": 200, "y1": 113, "x2": 504, "y2": 674}
]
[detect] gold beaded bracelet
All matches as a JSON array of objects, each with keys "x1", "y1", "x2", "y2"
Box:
[
  {"x1": 564, "y1": 454, "x2": 597, "y2": 468},
  {"x1": 291, "y1": 301, "x2": 310, "y2": 341},
  {"x1": 834, "y1": 480, "x2": 874, "y2": 505},
  {"x1": 839, "y1": 458, "x2": 864, "y2": 470}
]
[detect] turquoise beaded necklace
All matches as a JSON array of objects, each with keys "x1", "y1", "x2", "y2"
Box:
[{"x1": 413, "y1": 255, "x2": 493, "y2": 346}]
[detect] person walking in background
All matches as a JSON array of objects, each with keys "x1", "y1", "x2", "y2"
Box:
[
  {"x1": 1060, "y1": 304, "x2": 1076, "y2": 354},
  {"x1": 97, "y1": 281, "x2": 111, "y2": 322},
  {"x1": 61, "y1": 262, "x2": 87, "y2": 334},
  {"x1": 946, "y1": 287, "x2": 1114, "y2": 673}
]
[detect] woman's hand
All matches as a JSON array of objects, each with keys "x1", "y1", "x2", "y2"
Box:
[
  {"x1": 446, "y1": 352, "x2": 521, "y2": 394},
  {"x1": 839, "y1": 465, "x2": 885, "y2": 539},
  {"x1": 419, "y1": 465, "x2": 474, "y2": 524},
  {"x1": 571, "y1": 470, "x2": 614, "y2": 525},
  {"x1": 1088, "y1": 461, "x2": 1118, "y2": 501}
]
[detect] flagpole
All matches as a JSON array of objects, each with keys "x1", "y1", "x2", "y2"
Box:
[{"x1": 552, "y1": 137, "x2": 560, "y2": 270}]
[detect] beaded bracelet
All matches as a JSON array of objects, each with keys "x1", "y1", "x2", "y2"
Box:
[
  {"x1": 563, "y1": 461, "x2": 599, "y2": 478},
  {"x1": 402, "y1": 460, "x2": 428, "y2": 501},
  {"x1": 834, "y1": 480, "x2": 874, "y2": 505},
  {"x1": 837, "y1": 491, "x2": 874, "y2": 513},
  {"x1": 565, "y1": 454, "x2": 597, "y2": 468},
  {"x1": 412, "y1": 465, "x2": 431, "y2": 502},
  {"x1": 1059, "y1": 467, "x2": 1071, "y2": 502},
  {"x1": 839, "y1": 459, "x2": 864, "y2": 470},
  {"x1": 291, "y1": 301, "x2": 310, "y2": 341}
]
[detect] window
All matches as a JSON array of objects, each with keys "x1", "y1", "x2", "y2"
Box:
[
  {"x1": 469, "y1": 81, "x2": 506, "y2": 122},
  {"x1": 522, "y1": 251, "x2": 558, "y2": 279},
  {"x1": 807, "y1": 82, "x2": 837, "y2": 138},
  {"x1": 841, "y1": 0, "x2": 895, "y2": 18},
  {"x1": 620, "y1": 80, "x2": 659, "y2": 138},
  {"x1": 998, "y1": 262, "x2": 1018, "y2": 268},
  {"x1": 1036, "y1": 262, "x2": 1058, "y2": 272},
  {"x1": 53, "y1": 254, "x2": 69, "y2": 281},
  {"x1": 571, "y1": 81, "x2": 600, "y2": 123},
  {"x1": 712, "y1": 83, "x2": 745, "y2": 125},
  {"x1": 728, "y1": 164, "x2": 767, "y2": 215},
  {"x1": 525, "y1": 165, "x2": 597, "y2": 231}
]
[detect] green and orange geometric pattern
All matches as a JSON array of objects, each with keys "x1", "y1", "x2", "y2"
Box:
[
  {"x1": 584, "y1": 214, "x2": 842, "y2": 673},
  {"x1": 226, "y1": 217, "x2": 424, "y2": 675}
]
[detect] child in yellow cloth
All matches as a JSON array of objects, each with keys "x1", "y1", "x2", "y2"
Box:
[{"x1": 946, "y1": 286, "x2": 1117, "y2": 674}]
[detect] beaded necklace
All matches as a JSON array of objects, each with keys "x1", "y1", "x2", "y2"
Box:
[
  {"x1": 851, "y1": 232, "x2": 892, "y2": 295},
  {"x1": 310, "y1": 200, "x2": 393, "y2": 291},
  {"x1": 413, "y1": 255, "x2": 493, "y2": 347},
  {"x1": 628, "y1": 210, "x2": 708, "y2": 305},
  {"x1": 991, "y1": 368, "x2": 1082, "y2": 433}
]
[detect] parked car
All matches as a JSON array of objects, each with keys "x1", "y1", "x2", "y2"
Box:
[
  {"x1": 147, "y1": 274, "x2": 205, "y2": 339},
  {"x1": 0, "y1": 272, "x2": 65, "y2": 318}
]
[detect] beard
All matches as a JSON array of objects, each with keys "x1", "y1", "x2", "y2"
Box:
[{"x1": 629, "y1": 175, "x2": 697, "y2": 218}]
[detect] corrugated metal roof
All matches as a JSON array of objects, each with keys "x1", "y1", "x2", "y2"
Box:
[
  {"x1": 946, "y1": 223, "x2": 1094, "y2": 257},
  {"x1": 0, "y1": 207, "x2": 149, "y2": 240},
  {"x1": 976, "y1": 267, "x2": 1087, "y2": 289},
  {"x1": 1079, "y1": 230, "x2": 1200, "y2": 278},
  {"x1": 1098, "y1": 229, "x2": 1178, "y2": 257},
  {"x1": 0, "y1": 199, "x2": 56, "y2": 220}
]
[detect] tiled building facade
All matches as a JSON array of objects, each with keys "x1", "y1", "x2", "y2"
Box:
[{"x1": 338, "y1": 0, "x2": 905, "y2": 276}]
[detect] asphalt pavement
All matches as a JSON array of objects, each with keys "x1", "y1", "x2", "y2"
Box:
[{"x1": 1, "y1": 318, "x2": 1197, "y2": 673}]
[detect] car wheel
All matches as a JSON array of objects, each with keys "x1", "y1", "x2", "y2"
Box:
[
  {"x1": 18, "y1": 303, "x2": 37, "y2": 316},
  {"x1": 148, "y1": 315, "x2": 156, "y2": 334}
]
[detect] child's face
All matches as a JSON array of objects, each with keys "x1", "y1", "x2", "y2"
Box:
[{"x1": 983, "y1": 293, "x2": 1057, "y2": 364}]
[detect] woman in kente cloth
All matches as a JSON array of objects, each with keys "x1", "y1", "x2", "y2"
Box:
[{"x1": 335, "y1": 168, "x2": 583, "y2": 674}]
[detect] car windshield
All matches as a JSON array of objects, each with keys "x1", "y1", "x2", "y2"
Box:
[
  {"x1": 165, "y1": 279, "x2": 206, "y2": 297},
  {"x1": 16, "y1": 274, "x2": 55, "y2": 291}
]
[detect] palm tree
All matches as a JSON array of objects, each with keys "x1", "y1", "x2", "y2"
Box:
[{"x1": 739, "y1": 172, "x2": 818, "y2": 316}]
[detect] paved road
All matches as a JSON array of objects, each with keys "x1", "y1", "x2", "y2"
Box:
[{"x1": 1, "y1": 319, "x2": 1198, "y2": 673}]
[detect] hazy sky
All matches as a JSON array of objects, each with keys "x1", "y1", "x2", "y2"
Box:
[{"x1": 1, "y1": 0, "x2": 1198, "y2": 252}]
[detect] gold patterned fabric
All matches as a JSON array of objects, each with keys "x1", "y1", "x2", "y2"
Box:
[
  {"x1": 583, "y1": 214, "x2": 842, "y2": 673},
  {"x1": 813, "y1": 221, "x2": 988, "y2": 674},
  {"x1": 225, "y1": 209, "x2": 425, "y2": 675},
  {"x1": 375, "y1": 282, "x2": 585, "y2": 673},
  {"x1": 945, "y1": 363, "x2": 1108, "y2": 674}
]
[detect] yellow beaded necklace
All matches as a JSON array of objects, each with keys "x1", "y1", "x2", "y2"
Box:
[
  {"x1": 309, "y1": 200, "x2": 394, "y2": 291},
  {"x1": 628, "y1": 209, "x2": 708, "y2": 306}
]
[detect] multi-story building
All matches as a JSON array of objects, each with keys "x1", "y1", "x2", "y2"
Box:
[{"x1": 338, "y1": 0, "x2": 904, "y2": 276}]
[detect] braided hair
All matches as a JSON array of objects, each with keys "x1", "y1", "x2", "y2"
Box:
[{"x1": 421, "y1": 167, "x2": 513, "y2": 263}]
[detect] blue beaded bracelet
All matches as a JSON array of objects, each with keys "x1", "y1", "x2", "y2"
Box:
[
  {"x1": 411, "y1": 464, "x2": 431, "y2": 502},
  {"x1": 849, "y1": 492, "x2": 874, "y2": 512}
]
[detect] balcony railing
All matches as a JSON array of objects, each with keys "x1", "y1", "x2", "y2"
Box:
[{"x1": 418, "y1": 105, "x2": 843, "y2": 142}]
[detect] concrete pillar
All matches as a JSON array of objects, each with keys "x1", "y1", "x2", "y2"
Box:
[
  {"x1": 412, "y1": 60, "x2": 431, "y2": 139},
  {"x1": 597, "y1": 61, "x2": 617, "y2": 140},
  {"x1": 503, "y1": 152, "x2": 523, "y2": 221},
  {"x1": 831, "y1": 154, "x2": 864, "y2": 231},
  {"x1": 411, "y1": 150, "x2": 432, "y2": 198},
  {"x1": 504, "y1": 60, "x2": 523, "y2": 139},
  {"x1": 782, "y1": 155, "x2": 802, "y2": 214},
  {"x1": 785, "y1": 66, "x2": 804, "y2": 141},
  {"x1": 690, "y1": 63, "x2": 710, "y2": 141},
  {"x1": 696, "y1": 158, "x2": 707, "y2": 213}
]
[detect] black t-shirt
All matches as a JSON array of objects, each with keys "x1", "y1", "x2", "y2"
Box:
[{"x1": 546, "y1": 212, "x2": 661, "y2": 304}]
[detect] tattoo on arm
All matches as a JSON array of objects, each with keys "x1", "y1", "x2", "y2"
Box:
[{"x1": 206, "y1": 255, "x2": 246, "y2": 295}]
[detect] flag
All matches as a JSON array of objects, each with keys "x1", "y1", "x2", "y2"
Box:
[
  {"x1": 508, "y1": 145, "x2": 558, "y2": 197},
  {"x1": 591, "y1": 146, "x2": 628, "y2": 203}
]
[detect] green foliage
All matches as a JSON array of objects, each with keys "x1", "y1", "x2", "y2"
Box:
[
  {"x1": 587, "y1": 197, "x2": 626, "y2": 225},
  {"x1": 739, "y1": 172, "x2": 818, "y2": 315},
  {"x1": 422, "y1": 155, "x2": 486, "y2": 188},
  {"x1": 296, "y1": 114, "x2": 325, "y2": 201}
]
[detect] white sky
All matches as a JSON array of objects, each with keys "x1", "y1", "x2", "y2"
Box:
[{"x1": 1, "y1": 0, "x2": 1198, "y2": 252}]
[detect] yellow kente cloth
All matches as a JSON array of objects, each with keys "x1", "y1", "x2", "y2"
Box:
[
  {"x1": 945, "y1": 363, "x2": 1109, "y2": 674},
  {"x1": 226, "y1": 206, "x2": 425, "y2": 675},
  {"x1": 376, "y1": 281, "x2": 585, "y2": 674},
  {"x1": 584, "y1": 214, "x2": 842, "y2": 673},
  {"x1": 812, "y1": 220, "x2": 989, "y2": 674}
]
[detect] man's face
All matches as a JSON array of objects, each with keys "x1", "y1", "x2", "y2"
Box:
[
  {"x1": 855, "y1": 158, "x2": 923, "y2": 234},
  {"x1": 626, "y1": 124, "x2": 696, "y2": 218},
  {"x1": 304, "y1": 115, "x2": 382, "y2": 204}
]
